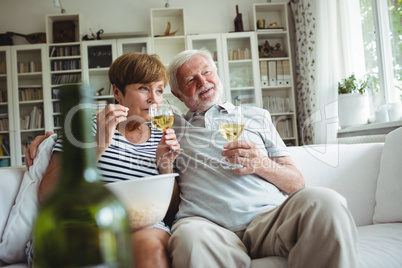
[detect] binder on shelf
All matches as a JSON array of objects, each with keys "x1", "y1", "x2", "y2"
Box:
[
  {"x1": 259, "y1": 61, "x2": 268, "y2": 86},
  {"x1": 283, "y1": 60, "x2": 291, "y2": 85},
  {"x1": 276, "y1": 60, "x2": 284, "y2": 85},
  {"x1": 268, "y1": 61, "x2": 277, "y2": 86}
]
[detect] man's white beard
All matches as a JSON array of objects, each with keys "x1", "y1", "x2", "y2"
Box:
[{"x1": 182, "y1": 81, "x2": 223, "y2": 112}]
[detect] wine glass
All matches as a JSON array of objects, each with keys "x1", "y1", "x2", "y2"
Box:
[
  {"x1": 149, "y1": 99, "x2": 183, "y2": 156},
  {"x1": 218, "y1": 103, "x2": 244, "y2": 169}
]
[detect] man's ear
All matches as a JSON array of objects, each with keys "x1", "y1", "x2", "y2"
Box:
[
  {"x1": 171, "y1": 90, "x2": 183, "y2": 102},
  {"x1": 113, "y1": 84, "x2": 121, "y2": 103}
]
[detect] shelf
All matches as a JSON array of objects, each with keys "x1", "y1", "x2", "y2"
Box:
[
  {"x1": 51, "y1": 69, "x2": 82, "y2": 74},
  {"x1": 20, "y1": 128, "x2": 45, "y2": 133},
  {"x1": 19, "y1": 100, "x2": 44, "y2": 105},
  {"x1": 262, "y1": 85, "x2": 292, "y2": 90}
]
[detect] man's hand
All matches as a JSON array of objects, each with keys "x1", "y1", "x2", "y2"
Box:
[
  {"x1": 221, "y1": 140, "x2": 268, "y2": 175},
  {"x1": 221, "y1": 140, "x2": 305, "y2": 194},
  {"x1": 25, "y1": 131, "x2": 54, "y2": 170}
]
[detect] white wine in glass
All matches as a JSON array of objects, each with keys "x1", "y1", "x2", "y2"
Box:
[
  {"x1": 218, "y1": 104, "x2": 244, "y2": 170},
  {"x1": 149, "y1": 99, "x2": 183, "y2": 155}
]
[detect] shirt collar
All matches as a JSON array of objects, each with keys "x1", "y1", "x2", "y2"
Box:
[
  {"x1": 184, "y1": 102, "x2": 234, "y2": 121},
  {"x1": 218, "y1": 101, "x2": 234, "y2": 111}
]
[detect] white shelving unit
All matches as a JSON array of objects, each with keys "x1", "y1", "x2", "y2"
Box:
[
  {"x1": 46, "y1": 14, "x2": 83, "y2": 134},
  {"x1": 0, "y1": 47, "x2": 14, "y2": 167},
  {"x1": 10, "y1": 44, "x2": 52, "y2": 165},
  {"x1": 252, "y1": 3, "x2": 298, "y2": 146}
]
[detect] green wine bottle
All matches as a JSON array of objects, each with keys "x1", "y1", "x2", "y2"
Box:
[{"x1": 33, "y1": 85, "x2": 132, "y2": 267}]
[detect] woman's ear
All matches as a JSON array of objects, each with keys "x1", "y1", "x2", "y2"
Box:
[{"x1": 113, "y1": 84, "x2": 121, "y2": 103}]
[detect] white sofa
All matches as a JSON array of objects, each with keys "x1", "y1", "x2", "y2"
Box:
[{"x1": 1, "y1": 128, "x2": 402, "y2": 267}]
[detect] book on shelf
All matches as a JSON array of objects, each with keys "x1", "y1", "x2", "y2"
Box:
[
  {"x1": 0, "y1": 62, "x2": 6, "y2": 74},
  {"x1": 0, "y1": 136, "x2": 10, "y2": 156},
  {"x1": 0, "y1": 114, "x2": 8, "y2": 131},
  {"x1": 29, "y1": 106, "x2": 38, "y2": 129},
  {"x1": 36, "y1": 108, "x2": 43, "y2": 129},
  {"x1": 53, "y1": 102, "x2": 60, "y2": 113},
  {"x1": 263, "y1": 96, "x2": 291, "y2": 113},
  {"x1": 272, "y1": 117, "x2": 293, "y2": 138},
  {"x1": 18, "y1": 61, "x2": 42, "y2": 73},
  {"x1": 21, "y1": 114, "x2": 31, "y2": 130},
  {"x1": 228, "y1": 48, "x2": 251, "y2": 60},
  {"x1": 19, "y1": 87, "x2": 43, "y2": 101},
  {"x1": 0, "y1": 90, "x2": 7, "y2": 102}
]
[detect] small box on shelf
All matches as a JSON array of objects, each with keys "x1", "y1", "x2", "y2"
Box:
[{"x1": 46, "y1": 14, "x2": 81, "y2": 44}]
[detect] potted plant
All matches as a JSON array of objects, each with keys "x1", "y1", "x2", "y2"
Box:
[{"x1": 338, "y1": 74, "x2": 372, "y2": 128}]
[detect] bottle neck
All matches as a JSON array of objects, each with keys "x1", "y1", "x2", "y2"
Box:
[{"x1": 59, "y1": 86, "x2": 100, "y2": 187}]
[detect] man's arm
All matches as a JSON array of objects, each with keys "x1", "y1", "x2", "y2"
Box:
[
  {"x1": 163, "y1": 179, "x2": 180, "y2": 227},
  {"x1": 25, "y1": 131, "x2": 54, "y2": 169},
  {"x1": 38, "y1": 152, "x2": 61, "y2": 203}
]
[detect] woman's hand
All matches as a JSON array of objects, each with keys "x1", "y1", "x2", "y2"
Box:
[
  {"x1": 156, "y1": 128, "x2": 180, "y2": 174},
  {"x1": 96, "y1": 104, "x2": 128, "y2": 160}
]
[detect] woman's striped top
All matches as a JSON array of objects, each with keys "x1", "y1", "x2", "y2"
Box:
[{"x1": 54, "y1": 116, "x2": 163, "y2": 183}]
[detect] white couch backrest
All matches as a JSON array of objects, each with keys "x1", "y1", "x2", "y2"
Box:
[
  {"x1": 0, "y1": 166, "x2": 26, "y2": 238},
  {"x1": 288, "y1": 143, "x2": 384, "y2": 227}
]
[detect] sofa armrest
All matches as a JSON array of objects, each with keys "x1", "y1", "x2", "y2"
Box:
[{"x1": 0, "y1": 166, "x2": 26, "y2": 238}]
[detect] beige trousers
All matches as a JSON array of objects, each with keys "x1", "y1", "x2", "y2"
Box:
[{"x1": 168, "y1": 187, "x2": 358, "y2": 268}]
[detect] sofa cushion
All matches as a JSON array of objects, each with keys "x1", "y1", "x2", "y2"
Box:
[
  {"x1": 289, "y1": 143, "x2": 383, "y2": 227},
  {"x1": 357, "y1": 223, "x2": 402, "y2": 267},
  {"x1": 373, "y1": 127, "x2": 402, "y2": 224},
  {"x1": 0, "y1": 134, "x2": 56, "y2": 264}
]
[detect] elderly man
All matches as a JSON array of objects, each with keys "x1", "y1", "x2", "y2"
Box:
[{"x1": 159, "y1": 49, "x2": 358, "y2": 268}]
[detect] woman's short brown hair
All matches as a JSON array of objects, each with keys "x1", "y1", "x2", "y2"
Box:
[{"x1": 108, "y1": 52, "x2": 168, "y2": 96}]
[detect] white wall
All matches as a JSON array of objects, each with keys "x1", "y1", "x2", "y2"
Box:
[{"x1": 0, "y1": 0, "x2": 287, "y2": 45}]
